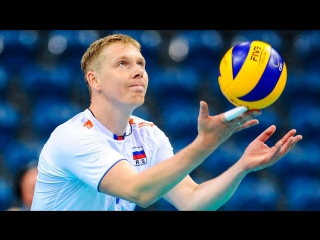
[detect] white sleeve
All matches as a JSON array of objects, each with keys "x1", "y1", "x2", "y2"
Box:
[
  {"x1": 153, "y1": 125, "x2": 175, "y2": 164},
  {"x1": 47, "y1": 126, "x2": 127, "y2": 191}
]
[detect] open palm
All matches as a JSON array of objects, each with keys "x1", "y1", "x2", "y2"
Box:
[{"x1": 240, "y1": 125, "x2": 303, "y2": 173}]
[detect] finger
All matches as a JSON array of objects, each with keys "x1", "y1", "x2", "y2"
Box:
[
  {"x1": 274, "y1": 137, "x2": 294, "y2": 160},
  {"x1": 269, "y1": 141, "x2": 283, "y2": 162},
  {"x1": 255, "y1": 125, "x2": 277, "y2": 143},
  {"x1": 199, "y1": 101, "x2": 209, "y2": 120},
  {"x1": 286, "y1": 135, "x2": 303, "y2": 152},
  {"x1": 224, "y1": 106, "x2": 248, "y2": 121},
  {"x1": 280, "y1": 134, "x2": 302, "y2": 152},
  {"x1": 279, "y1": 129, "x2": 297, "y2": 144},
  {"x1": 273, "y1": 134, "x2": 303, "y2": 163},
  {"x1": 234, "y1": 119, "x2": 259, "y2": 132}
]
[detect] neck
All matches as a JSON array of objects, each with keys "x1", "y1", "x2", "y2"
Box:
[{"x1": 89, "y1": 103, "x2": 133, "y2": 136}]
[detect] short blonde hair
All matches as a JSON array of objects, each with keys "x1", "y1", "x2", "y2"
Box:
[{"x1": 81, "y1": 33, "x2": 141, "y2": 97}]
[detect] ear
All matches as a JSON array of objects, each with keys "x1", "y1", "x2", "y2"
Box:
[{"x1": 87, "y1": 71, "x2": 101, "y2": 91}]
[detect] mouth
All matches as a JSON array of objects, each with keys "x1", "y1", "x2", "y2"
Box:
[
  {"x1": 129, "y1": 84, "x2": 145, "y2": 91},
  {"x1": 129, "y1": 83, "x2": 145, "y2": 88}
]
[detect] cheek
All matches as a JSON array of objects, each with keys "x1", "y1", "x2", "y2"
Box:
[
  {"x1": 102, "y1": 81, "x2": 122, "y2": 93},
  {"x1": 103, "y1": 82, "x2": 128, "y2": 100},
  {"x1": 144, "y1": 76, "x2": 149, "y2": 90}
]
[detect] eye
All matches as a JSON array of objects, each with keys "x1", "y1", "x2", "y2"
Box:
[
  {"x1": 138, "y1": 61, "x2": 145, "y2": 67},
  {"x1": 119, "y1": 61, "x2": 126, "y2": 66}
]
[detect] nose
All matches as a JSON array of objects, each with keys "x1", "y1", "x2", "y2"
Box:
[{"x1": 133, "y1": 65, "x2": 145, "y2": 78}]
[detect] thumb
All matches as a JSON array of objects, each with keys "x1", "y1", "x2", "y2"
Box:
[{"x1": 199, "y1": 101, "x2": 209, "y2": 120}]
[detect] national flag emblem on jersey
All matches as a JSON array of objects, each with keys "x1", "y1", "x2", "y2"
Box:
[{"x1": 132, "y1": 146, "x2": 147, "y2": 166}]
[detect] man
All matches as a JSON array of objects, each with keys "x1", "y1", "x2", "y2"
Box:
[
  {"x1": 31, "y1": 33, "x2": 302, "y2": 211},
  {"x1": 7, "y1": 162, "x2": 38, "y2": 211}
]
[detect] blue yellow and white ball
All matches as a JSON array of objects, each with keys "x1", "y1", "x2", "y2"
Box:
[{"x1": 218, "y1": 40, "x2": 287, "y2": 110}]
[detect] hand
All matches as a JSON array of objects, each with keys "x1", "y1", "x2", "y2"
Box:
[
  {"x1": 238, "y1": 125, "x2": 303, "y2": 173},
  {"x1": 197, "y1": 101, "x2": 261, "y2": 148}
]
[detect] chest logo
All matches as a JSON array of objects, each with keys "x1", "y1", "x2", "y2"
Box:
[{"x1": 132, "y1": 146, "x2": 147, "y2": 166}]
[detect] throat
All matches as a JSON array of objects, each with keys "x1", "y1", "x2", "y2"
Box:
[
  {"x1": 87, "y1": 107, "x2": 133, "y2": 140},
  {"x1": 113, "y1": 122, "x2": 132, "y2": 140}
]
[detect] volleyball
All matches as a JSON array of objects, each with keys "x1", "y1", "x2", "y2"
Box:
[{"x1": 218, "y1": 40, "x2": 287, "y2": 110}]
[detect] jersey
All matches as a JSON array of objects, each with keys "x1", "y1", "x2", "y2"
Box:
[{"x1": 30, "y1": 109, "x2": 174, "y2": 211}]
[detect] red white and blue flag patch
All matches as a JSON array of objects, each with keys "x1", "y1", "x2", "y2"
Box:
[{"x1": 132, "y1": 146, "x2": 147, "y2": 166}]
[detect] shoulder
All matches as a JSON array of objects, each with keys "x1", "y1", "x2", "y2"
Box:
[
  {"x1": 130, "y1": 116, "x2": 160, "y2": 133},
  {"x1": 48, "y1": 110, "x2": 104, "y2": 149},
  {"x1": 130, "y1": 115, "x2": 169, "y2": 142}
]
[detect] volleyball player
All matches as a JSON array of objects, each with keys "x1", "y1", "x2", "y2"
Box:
[{"x1": 31, "y1": 33, "x2": 302, "y2": 211}]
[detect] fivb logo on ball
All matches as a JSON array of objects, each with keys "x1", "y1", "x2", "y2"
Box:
[
  {"x1": 249, "y1": 43, "x2": 283, "y2": 72},
  {"x1": 218, "y1": 40, "x2": 287, "y2": 110}
]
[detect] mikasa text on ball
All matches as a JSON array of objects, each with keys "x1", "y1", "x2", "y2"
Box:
[{"x1": 218, "y1": 40, "x2": 287, "y2": 110}]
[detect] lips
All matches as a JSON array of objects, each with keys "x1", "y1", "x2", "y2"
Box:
[
  {"x1": 128, "y1": 82, "x2": 145, "y2": 89},
  {"x1": 130, "y1": 85, "x2": 144, "y2": 91},
  {"x1": 128, "y1": 84, "x2": 145, "y2": 93},
  {"x1": 129, "y1": 82, "x2": 144, "y2": 87}
]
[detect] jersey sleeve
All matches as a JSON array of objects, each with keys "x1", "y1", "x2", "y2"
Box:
[
  {"x1": 152, "y1": 124, "x2": 175, "y2": 165},
  {"x1": 45, "y1": 125, "x2": 127, "y2": 191}
]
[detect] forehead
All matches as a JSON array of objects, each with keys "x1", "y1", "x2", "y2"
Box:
[{"x1": 103, "y1": 42, "x2": 143, "y2": 59}]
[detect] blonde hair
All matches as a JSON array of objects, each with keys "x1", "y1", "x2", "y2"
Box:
[{"x1": 81, "y1": 33, "x2": 141, "y2": 97}]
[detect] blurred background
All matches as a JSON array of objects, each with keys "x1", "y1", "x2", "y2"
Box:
[{"x1": 0, "y1": 30, "x2": 319, "y2": 211}]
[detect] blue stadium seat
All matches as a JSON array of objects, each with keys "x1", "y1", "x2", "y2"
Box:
[
  {"x1": 231, "y1": 30, "x2": 283, "y2": 52},
  {"x1": 0, "y1": 100, "x2": 21, "y2": 151},
  {"x1": 114, "y1": 30, "x2": 144, "y2": 42},
  {"x1": 292, "y1": 30, "x2": 320, "y2": 64},
  {"x1": 46, "y1": 30, "x2": 100, "y2": 71},
  {"x1": 206, "y1": 67, "x2": 236, "y2": 112},
  {"x1": 2, "y1": 139, "x2": 43, "y2": 176},
  {"x1": 0, "y1": 178, "x2": 14, "y2": 211},
  {"x1": 134, "y1": 197, "x2": 178, "y2": 211},
  {"x1": 64, "y1": 68, "x2": 90, "y2": 107},
  {"x1": 282, "y1": 66, "x2": 305, "y2": 99},
  {"x1": 147, "y1": 65, "x2": 201, "y2": 100},
  {"x1": 159, "y1": 98, "x2": 199, "y2": 140},
  {"x1": 269, "y1": 141, "x2": 320, "y2": 182},
  {"x1": 285, "y1": 176, "x2": 320, "y2": 211},
  {"x1": 139, "y1": 30, "x2": 163, "y2": 65},
  {"x1": 287, "y1": 98, "x2": 320, "y2": 138},
  {"x1": 0, "y1": 65, "x2": 9, "y2": 96},
  {"x1": 175, "y1": 30, "x2": 225, "y2": 55},
  {"x1": 31, "y1": 97, "x2": 82, "y2": 138},
  {"x1": 220, "y1": 175, "x2": 281, "y2": 211},
  {"x1": 132, "y1": 105, "x2": 151, "y2": 121},
  {"x1": 231, "y1": 105, "x2": 284, "y2": 145},
  {"x1": 20, "y1": 62, "x2": 74, "y2": 101},
  {"x1": 171, "y1": 30, "x2": 224, "y2": 77},
  {"x1": 284, "y1": 64, "x2": 320, "y2": 101},
  {"x1": 301, "y1": 65, "x2": 320, "y2": 96},
  {"x1": 169, "y1": 137, "x2": 196, "y2": 156},
  {"x1": 47, "y1": 30, "x2": 99, "y2": 58},
  {"x1": 115, "y1": 30, "x2": 162, "y2": 65},
  {"x1": 200, "y1": 141, "x2": 244, "y2": 177},
  {"x1": 153, "y1": 197, "x2": 178, "y2": 211},
  {"x1": 0, "y1": 30, "x2": 40, "y2": 75}
]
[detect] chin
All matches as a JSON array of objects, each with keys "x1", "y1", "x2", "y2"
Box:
[{"x1": 128, "y1": 98, "x2": 144, "y2": 108}]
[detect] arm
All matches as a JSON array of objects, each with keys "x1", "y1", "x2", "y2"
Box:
[
  {"x1": 99, "y1": 101, "x2": 261, "y2": 208},
  {"x1": 164, "y1": 125, "x2": 303, "y2": 211}
]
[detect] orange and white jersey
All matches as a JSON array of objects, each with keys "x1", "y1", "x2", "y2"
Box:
[{"x1": 31, "y1": 109, "x2": 174, "y2": 211}]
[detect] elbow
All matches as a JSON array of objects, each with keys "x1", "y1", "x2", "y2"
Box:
[
  {"x1": 136, "y1": 201, "x2": 152, "y2": 209},
  {"x1": 130, "y1": 193, "x2": 159, "y2": 209},
  {"x1": 134, "y1": 197, "x2": 157, "y2": 209}
]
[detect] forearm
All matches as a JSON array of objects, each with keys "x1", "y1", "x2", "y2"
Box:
[
  {"x1": 186, "y1": 161, "x2": 248, "y2": 211},
  {"x1": 133, "y1": 135, "x2": 220, "y2": 207}
]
